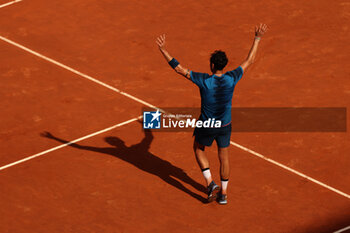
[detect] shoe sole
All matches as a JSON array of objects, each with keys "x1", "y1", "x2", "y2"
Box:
[
  {"x1": 218, "y1": 200, "x2": 227, "y2": 205},
  {"x1": 207, "y1": 186, "x2": 220, "y2": 203}
]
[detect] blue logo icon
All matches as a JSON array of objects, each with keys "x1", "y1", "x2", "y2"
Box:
[{"x1": 143, "y1": 110, "x2": 161, "y2": 129}]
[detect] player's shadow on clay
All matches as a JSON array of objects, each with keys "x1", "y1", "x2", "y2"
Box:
[{"x1": 41, "y1": 128, "x2": 207, "y2": 203}]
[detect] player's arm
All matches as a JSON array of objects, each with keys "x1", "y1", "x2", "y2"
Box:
[
  {"x1": 156, "y1": 34, "x2": 191, "y2": 80},
  {"x1": 240, "y1": 24, "x2": 267, "y2": 72}
]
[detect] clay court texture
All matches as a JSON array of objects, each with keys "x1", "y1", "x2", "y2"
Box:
[{"x1": 0, "y1": 0, "x2": 349, "y2": 232}]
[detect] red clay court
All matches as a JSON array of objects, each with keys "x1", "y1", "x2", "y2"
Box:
[{"x1": 0, "y1": 0, "x2": 349, "y2": 232}]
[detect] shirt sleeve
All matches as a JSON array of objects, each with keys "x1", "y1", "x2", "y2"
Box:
[
  {"x1": 225, "y1": 66, "x2": 244, "y2": 84},
  {"x1": 190, "y1": 71, "x2": 208, "y2": 88}
]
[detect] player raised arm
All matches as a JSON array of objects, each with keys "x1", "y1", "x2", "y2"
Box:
[
  {"x1": 156, "y1": 34, "x2": 191, "y2": 79},
  {"x1": 240, "y1": 24, "x2": 267, "y2": 72}
]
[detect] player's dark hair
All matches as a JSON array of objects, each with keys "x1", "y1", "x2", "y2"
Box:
[{"x1": 210, "y1": 50, "x2": 228, "y2": 71}]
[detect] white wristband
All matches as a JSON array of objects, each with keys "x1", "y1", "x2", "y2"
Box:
[{"x1": 255, "y1": 36, "x2": 261, "y2": 41}]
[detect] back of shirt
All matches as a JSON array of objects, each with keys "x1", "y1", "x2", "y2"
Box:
[{"x1": 190, "y1": 66, "x2": 243, "y2": 126}]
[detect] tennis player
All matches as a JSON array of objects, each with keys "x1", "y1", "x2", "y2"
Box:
[{"x1": 156, "y1": 24, "x2": 267, "y2": 204}]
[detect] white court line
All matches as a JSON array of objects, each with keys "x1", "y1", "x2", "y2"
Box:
[
  {"x1": 0, "y1": 116, "x2": 142, "y2": 171},
  {"x1": 334, "y1": 226, "x2": 350, "y2": 233},
  {"x1": 230, "y1": 141, "x2": 350, "y2": 199},
  {"x1": 0, "y1": 35, "x2": 349, "y2": 200},
  {"x1": 0, "y1": 35, "x2": 160, "y2": 112},
  {"x1": 0, "y1": 0, "x2": 22, "y2": 9}
]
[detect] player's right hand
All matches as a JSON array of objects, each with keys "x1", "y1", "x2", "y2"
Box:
[{"x1": 255, "y1": 24, "x2": 267, "y2": 37}]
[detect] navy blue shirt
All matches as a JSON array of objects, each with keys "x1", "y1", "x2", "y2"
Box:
[{"x1": 190, "y1": 66, "x2": 243, "y2": 126}]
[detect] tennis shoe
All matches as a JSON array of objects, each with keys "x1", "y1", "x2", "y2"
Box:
[
  {"x1": 217, "y1": 192, "x2": 228, "y2": 205},
  {"x1": 207, "y1": 181, "x2": 220, "y2": 202}
]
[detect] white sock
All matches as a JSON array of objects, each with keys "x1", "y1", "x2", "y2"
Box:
[
  {"x1": 221, "y1": 180, "x2": 229, "y2": 192},
  {"x1": 202, "y1": 168, "x2": 212, "y2": 181}
]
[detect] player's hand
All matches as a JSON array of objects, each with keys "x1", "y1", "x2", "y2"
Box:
[
  {"x1": 156, "y1": 34, "x2": 166, "y2": 50},
  {"x1": 40, "y1": 131, "x2": 54, "y2": 138},
  {"x1": 255, "y1": 24, "x2": 267, "y2": 38}
]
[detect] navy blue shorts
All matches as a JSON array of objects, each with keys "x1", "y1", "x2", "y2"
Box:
[{"x1": 193, "y1": 124, "x2": 232, "y2": 148}]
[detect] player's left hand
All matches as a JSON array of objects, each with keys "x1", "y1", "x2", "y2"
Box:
[{"x1": 156, "y1": 34, "x2": 166, "y2": 50}]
